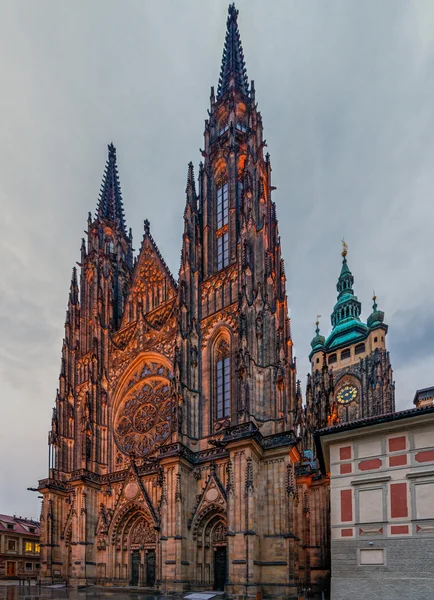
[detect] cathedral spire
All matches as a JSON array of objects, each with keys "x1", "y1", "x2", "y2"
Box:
[
  {"x1": 96, "y1": 143, "x2": 127, "y2": 234},
  {"x1": 69, "y1": 266, "x2": 79, "y2": 305},
  {"x1": 331, "y1": 242, "x2": 362, "y2": 328},
  {"x1": 185, "y1": 161, "x2": 197, "y2": 209},
  {"x1": 217, "y1": 4, "x2": 249, "y2": 99}
]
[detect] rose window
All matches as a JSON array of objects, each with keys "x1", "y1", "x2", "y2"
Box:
[{"x1": 114, "y1": 375, "x2": 174, "y2": 457}]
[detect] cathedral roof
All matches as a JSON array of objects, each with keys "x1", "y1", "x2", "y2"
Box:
[
  {"x1": 217, "y1": 3, "x2": 249, "y2": 99},
  {"x1": 96, "y1": 143, "x2": 127, "y2": 234}
]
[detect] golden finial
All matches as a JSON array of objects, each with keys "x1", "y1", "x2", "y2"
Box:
[
  {"x1": 341, "y1": 238, "x2": 348, "y2": 258},
  {"x1": 316, "y1": 314, "x2": 321, "y2": 327},
  {"x1": 372, "y1": 289, "x2": 377, "y2": 302}
]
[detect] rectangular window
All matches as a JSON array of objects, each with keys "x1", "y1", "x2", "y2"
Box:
[
  {"x1": 236, "y1": 122, "x2": 247, "y2": 132},
  {"x1": 217, "y1": 232, "x2": 229, "y2": 270},
  {"x1": 219, "y1": 123, "x2": 229, "y2": 136},
  {"x1": 35, "y1": 543, "x2": 41, "y2": 553},
  {"x1": 217, "y1": 183, "x2": 229, "y2": 229},
  {"x1": 25, "y1": 542, "x2": 33, "y2": 552},
  {"x1": 6, "y1": 524, "x2": 14, "y2": 530},
  {"x1": 341, "y1": 348, "x2": 351, "y2": 360},
  {"x1": 7, "y1": 540, "x2": 16, "y2": 551},
  {"x1": 36, "y1": 564, "x2": 40, "y2": 570},
  {"x1": 237, "y1": 180, "x2": 243, "y2": 209},
  {"x1": 25, "y1": 563, "x2": 33, "y2": 571},
  {"x1": 216, "y1": 357, "x2": 230, "y2": 420},
  {"x1": 328, "y1": 354, "x2": 337, "y2": 364}
]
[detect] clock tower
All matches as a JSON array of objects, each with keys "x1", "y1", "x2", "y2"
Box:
[{"x1": 305, "y1": 244, "x2": 395, "y2": 433}]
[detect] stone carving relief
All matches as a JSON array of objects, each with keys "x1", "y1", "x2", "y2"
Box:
[{"x1": 130, "y1": 517, "x2": 156, "y2": 546}]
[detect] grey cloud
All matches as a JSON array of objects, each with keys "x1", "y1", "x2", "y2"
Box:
[{"x1": 1, "y1": 0, "x2": 434, "y2": 517}]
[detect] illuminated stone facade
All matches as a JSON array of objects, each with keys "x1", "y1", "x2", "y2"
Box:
[{"x1": 38, "y1": 5, "x2": 330, "y2": 596}]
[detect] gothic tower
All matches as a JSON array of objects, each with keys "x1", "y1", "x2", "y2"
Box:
[
  {"x1": 306, "y1": 244, "x2": 395, "y2": 434},
  {"x1": 38, "y1": 5, "x2": 329, "y2": 596},
  {"x1": 177, "y1": 2, "x2": 296, "y2": 441}
]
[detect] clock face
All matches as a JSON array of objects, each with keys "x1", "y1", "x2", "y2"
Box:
[{"x1": 337, "y1": 385, "x2": 358, "y2": 405}]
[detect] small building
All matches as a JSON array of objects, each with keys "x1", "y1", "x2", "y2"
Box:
[
  {"x1": 0, "y1": 515, "x2": 41, "y2": 579},
  {"x1": 314, "y1": 404, "x2": 434, "y2": 600}
]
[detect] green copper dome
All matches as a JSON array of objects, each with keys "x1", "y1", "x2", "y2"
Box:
[
  {"x1": 367, "y1": 295, "x2": 386, "y2": 329},
  {"x1": 310, "y1": 321, "x2": 325, "y2": 351}
]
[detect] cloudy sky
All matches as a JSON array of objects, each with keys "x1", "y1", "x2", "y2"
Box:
[{"x1": 1, "y1": 0, "x2": 434, "y2": 518}]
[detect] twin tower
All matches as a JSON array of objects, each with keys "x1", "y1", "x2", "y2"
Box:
[{"x1": 38, "y1": 4, "x2": 394, "y2": 596}]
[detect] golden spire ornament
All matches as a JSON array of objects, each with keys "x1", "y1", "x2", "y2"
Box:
[{"x1": 341, "y1": 238, "x2": 348, "y2": 258}]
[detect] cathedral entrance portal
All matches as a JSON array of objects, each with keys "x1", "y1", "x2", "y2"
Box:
[
  {"x1": 131, "y1": 550, "x2": 140, "y2": 586},
  {"x1": 213, "y1": 547, "x2": 226, "y2": 591}
]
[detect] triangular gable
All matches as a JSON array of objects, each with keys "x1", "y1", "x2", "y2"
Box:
[
  {"x1": 110, "y1": 460, "x2": 159, "y2": 531},
  {"x1": 121, "y1": 224, "x2": 177, "y2": 328},
  {"x1": 188, "y1": 463, "x2": 227, "y2": 529}
]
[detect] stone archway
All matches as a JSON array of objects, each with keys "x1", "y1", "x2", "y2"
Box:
[
  {"x1": 110, "y1": 504, "x2": 157, "y2": 586},
  {"x1": 193, "y1": 507, "x2": 227, "y2": 589}
]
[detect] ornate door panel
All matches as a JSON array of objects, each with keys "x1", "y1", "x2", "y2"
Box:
[
  {"x1": 213, "y1": 547, "x2": 226, "y2": 591},
  {"x1": 146, "y1": 550, "x2": 156, "y2": 586},
  {"x1": 131, "y1": 550, "x2": 140, "y2": 586}
]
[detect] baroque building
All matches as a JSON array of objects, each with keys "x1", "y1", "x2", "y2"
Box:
[{"x1": 305, "y1": 243, "x2": 395, "y2": 439}]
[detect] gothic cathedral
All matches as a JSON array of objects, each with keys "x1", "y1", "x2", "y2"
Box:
[{"x1": 38, "y1": 5, "x2": 394, "y2": 597}]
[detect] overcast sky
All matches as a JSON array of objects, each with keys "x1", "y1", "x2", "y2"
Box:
[{"x1": 1, "y1": 0, "x2": 434, "y2": 518}]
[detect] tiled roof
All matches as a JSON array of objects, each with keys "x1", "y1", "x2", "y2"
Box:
[
  {"x1": 315, "y1": 404, "x2": 434, "y2": 438},
  {"x1": 0, "y1": 514, "x2": 40, "y2": 536}
]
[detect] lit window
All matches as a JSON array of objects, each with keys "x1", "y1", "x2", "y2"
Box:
[
  {"x1": 25, "y1": 542, "x2": 33, "y2": 552},
  {"x1": 217, "y1": 183, "x2": 229, "y2": 229},
  {"x1": 7, "y1": 540, "x2": 16, "y2": 551},
  {"x1": 35, "y1": 544, "x2": 41, "y2": 553},
  {"x1": 25, "y1": 563, "x2": 33, "y2": 571},
  {"x1": 216, "y1": 341, "x2": 231, "y2": 420},
  {"x1": 217, "y1": 233, "x2": 229, "y2": 270}
]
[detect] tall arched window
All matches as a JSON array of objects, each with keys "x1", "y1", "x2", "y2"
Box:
[
  {"x1": 216, "y1": 182, "x2": 229, "y2": 270},
  {"x1": 216, "y1": 339, "x2": 230, "y2": 420}
]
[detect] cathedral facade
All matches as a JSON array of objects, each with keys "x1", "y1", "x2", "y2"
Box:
[{"x1": 38, "y1": 5, "x2": 394, "y2": 597}]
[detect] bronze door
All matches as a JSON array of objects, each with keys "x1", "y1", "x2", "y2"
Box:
[
  {"x1": 213, "y1": 547, "x2": 226, "y2": 591},
  {"x1": 146, "y1": 550, "x2": 156, "y2": 586},
  {"x1": 131, "y1": 550, "x2": 140, "y2": 586},
  {"x1": 6, "y1": 562, "x2": 16, "y2": 577}
]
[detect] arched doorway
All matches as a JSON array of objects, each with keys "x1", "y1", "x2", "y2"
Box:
[
  {"x1": 194, "y1": 508, "x2": 227, "y2": 591},
  {"x1": 110, "y1": 505, "x2": 157, "y2": 587}
]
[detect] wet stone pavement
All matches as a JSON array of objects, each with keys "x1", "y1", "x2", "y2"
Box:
[{"x1": 0, "y1": 584, "x2": 167, "y2": 600}]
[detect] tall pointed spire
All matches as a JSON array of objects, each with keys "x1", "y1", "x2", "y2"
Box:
[
  {"x1": 331, "y1": 243, "x2": 362, "y2": 328},
  {"x1": 217, "y1": 4, "x2": 249, "y2": 99},
  {"x1": 185, "y1": 161, "x2": 197, "y2": 209},
  {"x1": 96, "y1": 143, "x2": 126, "y2": 234}
]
